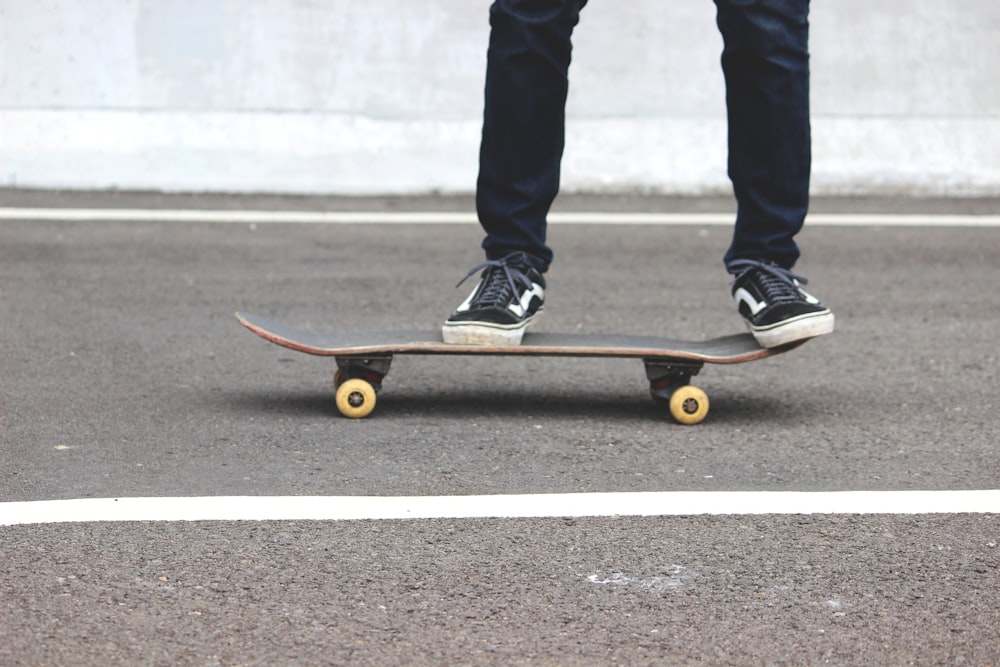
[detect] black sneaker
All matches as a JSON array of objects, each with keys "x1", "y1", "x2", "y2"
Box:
[
  {"x1": 442, "y1": 252, "x2": 545, "y2": 345},
  {"x1": 727, "y1": 259, "x2": 835, "y2": 348}
]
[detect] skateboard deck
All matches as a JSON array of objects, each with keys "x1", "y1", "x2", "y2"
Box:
[{"x1": 236, "y1": 312, "x2": 806, "y2": 424}]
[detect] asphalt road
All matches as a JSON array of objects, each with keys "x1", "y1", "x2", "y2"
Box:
[{"x1": 1, "y1": 192, "x2": 998, "y2": 665}]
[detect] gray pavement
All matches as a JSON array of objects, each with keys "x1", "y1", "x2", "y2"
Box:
[{"x1": 1, "y1": 192, "x2": 998, "y2": 665}]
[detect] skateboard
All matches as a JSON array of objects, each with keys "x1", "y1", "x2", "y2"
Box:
[{"x1": 236, "y1": 312, "x2": 806, "y2": 425}]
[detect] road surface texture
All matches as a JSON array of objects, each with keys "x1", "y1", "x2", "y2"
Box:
[{"x1": 1, "y1": 191, "x2": 998, "y2": 665}]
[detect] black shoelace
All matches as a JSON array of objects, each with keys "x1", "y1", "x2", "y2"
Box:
[
  {"x1": 728, "y1": 259, "x2": 807, "y2": 303},
  {"x1": 456, "y1": 256, "x2": 534, "y2": 307}
]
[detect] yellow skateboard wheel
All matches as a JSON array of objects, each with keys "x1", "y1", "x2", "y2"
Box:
[
  {"x1": 669, "y1": 385, "x2": 709, "y2": 425},
  {"x1": 335, "y1": 378, "x2": 377, "y2": 419}
]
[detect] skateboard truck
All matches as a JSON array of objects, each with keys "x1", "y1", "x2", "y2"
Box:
[
  {"x1": 334, "y1": 356, "x2": 392, "y2": 418},
  {"x1": 644, "y1": 360, "x2": 709, "y2": 425}
]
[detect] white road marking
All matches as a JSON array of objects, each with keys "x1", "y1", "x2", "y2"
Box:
[
  {"x1": 2, "y1": 208, "x2": 1000, "y2": 227},
  {"x1": 1, "y1": 490, "x2": 997, "y2": 526}
]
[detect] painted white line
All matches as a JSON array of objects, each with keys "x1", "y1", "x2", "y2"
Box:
[
  {"x1": 1, "y1": 490, "x2": 997, "y2": 526},
  {"x1": 805, "y1": 213, "x2": 1000, "y2": 227},
  {"x1": 2, "y1": 207, "x2": 999, "y2": 227},
  {"x1": 0, "y1": 208, "x2": 476, "y2": 224}
]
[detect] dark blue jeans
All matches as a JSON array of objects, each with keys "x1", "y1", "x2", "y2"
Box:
[{"x1": 476, "y1": 0, "x2": 811, "y2": 271}]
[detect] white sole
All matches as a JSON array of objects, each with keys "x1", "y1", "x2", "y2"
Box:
[
  {"x1": 750, "y1": 310, "x2": 835, "y2": 348},
  {"x1": 441, "y1": 313, "x2": 541, "y2": 346}
]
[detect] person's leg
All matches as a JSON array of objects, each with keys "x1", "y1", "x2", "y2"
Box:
[
  {"x1": 715, "y1": 0, "x2": 810, "y2": 269},
  {"x1": 477, "y1": 0, "x2": 587, "y2": 272},
  {"x1": 715, "y1": 0, "x2": 833, "y2": 347},
  {"x1": 443, "y1": 0, "x2": 586, "y2": 345}
]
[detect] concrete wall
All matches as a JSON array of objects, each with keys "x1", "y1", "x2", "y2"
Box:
[{"x1": 2, "y1": 0, "x2": 998, "y2": 196}]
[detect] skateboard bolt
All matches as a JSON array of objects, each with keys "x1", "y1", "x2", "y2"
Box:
[
  {"x1": 348, "y1": 392, "x2": 365, "y2": 407},
  {"x1": 682, "y1": 398, "x2": 699, "y2": 414}
]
